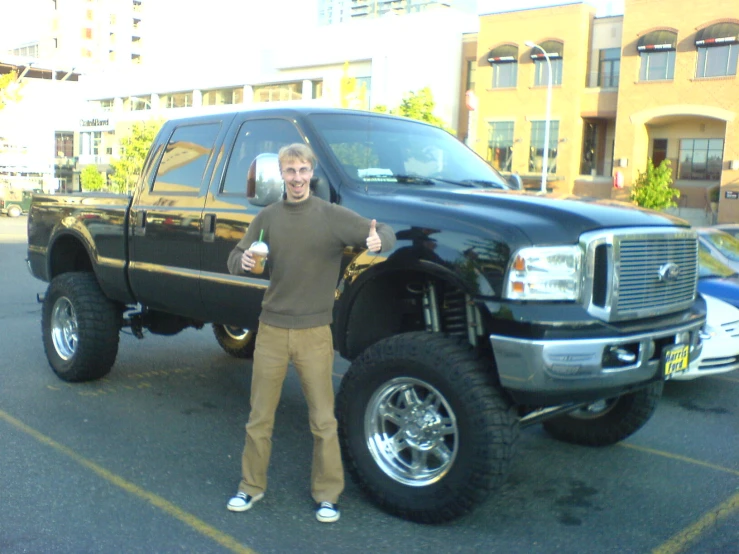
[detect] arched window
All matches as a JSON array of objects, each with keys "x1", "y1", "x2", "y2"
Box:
[
  {"x1": 487, "y1": 44, "x2": 518, "y2": 88},
  {"x1": 637, "y1": 29, "x2": 677, "y2": 81},
  {"x1": 529, "y1": 40, "x2": 564, "y2": 86},
  {"x1": 695, "y1": 22, "x2": 739, "y2": 78}
]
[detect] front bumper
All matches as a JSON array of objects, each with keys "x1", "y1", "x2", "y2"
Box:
[{"x1": 490, "y1": 318, "x2": 704, "y2": 405}]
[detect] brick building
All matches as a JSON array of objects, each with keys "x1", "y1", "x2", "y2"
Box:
[{"x1": 465, "y1": 0, "x2": 738, "y2": 224}]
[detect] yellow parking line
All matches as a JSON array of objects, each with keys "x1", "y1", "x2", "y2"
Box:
[
  {"x1": 619, "y1": 443, "x2": 739, "y2": 554},
  {"x1": 0, "y1": 409, "x2": 256, "y2": 554},
  {"x1": 652, "y1": 492, "x2": 739, "y2": 554}
]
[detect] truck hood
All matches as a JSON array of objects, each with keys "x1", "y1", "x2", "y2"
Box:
[{"x1": 374, "y1": 187, "x2": 689, "y2": 246}]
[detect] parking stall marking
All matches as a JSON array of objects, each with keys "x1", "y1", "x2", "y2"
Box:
[
  {"x1": 619, "y1": 443, "x2": 739, "y2": 554},
  {"x1": 0, "y1": 409, "x2": 257, "y2": 554}
]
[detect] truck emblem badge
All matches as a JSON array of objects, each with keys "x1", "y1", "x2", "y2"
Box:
[{"x1": 658, "y1": 263, "x2": 680, "y2": 282}]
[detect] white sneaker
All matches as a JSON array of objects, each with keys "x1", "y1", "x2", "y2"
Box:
[
  {"x1": 227, "y1": 491, "x2": 264, "y2": 512},
  {"x1": 316, "y1": 501, "x2": 340, "y2": 523}
]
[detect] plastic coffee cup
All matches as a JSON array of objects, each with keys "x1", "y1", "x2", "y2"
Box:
[{"x1": 249, "y1": 240, "x2": 269, "y2": 275}]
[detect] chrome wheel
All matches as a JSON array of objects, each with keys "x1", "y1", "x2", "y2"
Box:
[
  {"x1": 50, "y1": 296, "x2": 78, "y2": 360},
  {"x1": 223, "y1": 326, "x2": 252, "y2": 342},
  {"x1": 365, "y1": 377, "x2": 458, "y2": 487}
]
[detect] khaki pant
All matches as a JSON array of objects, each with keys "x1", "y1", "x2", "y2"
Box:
[{"x1": 239, "y1": 322, "x2": 344, "y2": 504}]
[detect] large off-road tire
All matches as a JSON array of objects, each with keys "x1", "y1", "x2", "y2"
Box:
[
  {"x1": 7, "y1": 205, "x2": 22, "y2": 217},
  {"x1": 212, "y1": 324, "x2": 257, "y2": 359},
  {"x1": 336, "y1": 332, "x2": 519, "y2": 524},
  {"x1": 42, "y1": 272, "x2": 122, "y2": 382},
  {"x1": 542, "y1": 381, "x2": 664, "y2": 446}
]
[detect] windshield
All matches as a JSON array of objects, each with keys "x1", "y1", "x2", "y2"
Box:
[
  {"x1": 701, "y1": 229, "x2": 739, "y2": 261},
  {"x1": 308, "y1": 113, "x2": 509, "y2": 190},
  {"x1": 699, "y1": 243, "x2": 737, "y2": 278}
]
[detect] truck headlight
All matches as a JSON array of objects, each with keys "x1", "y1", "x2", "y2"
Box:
[{"x1": 505, "y1": 246, "x2": 582, "y2": 301}]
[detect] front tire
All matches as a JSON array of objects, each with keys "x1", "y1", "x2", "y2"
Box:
[
  {"x1": 42, "y1": 272, "x2": 121, "y2": 382},
  {"x1": 542, "y1": 382, "x2": 664, "y2": 446},
  {"x1": 7, "y1": 205, "x2": 21, "y2": 217},
  {"x1": 212, "y1": 324, "x2": 257, "y2": 359},
  {"x1": 337, "y1": 332, "x2": 519, "y2": 524}
]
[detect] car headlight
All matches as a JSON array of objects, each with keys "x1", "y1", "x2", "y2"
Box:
[{"x1": 505, "y1": 245, "x2": 582, "y2": 301}]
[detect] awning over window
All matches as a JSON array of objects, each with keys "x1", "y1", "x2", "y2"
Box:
[
  {"x1": 637, "y1": 29, "x2": 677, "y2": 51},
  {"x1": 529, "y1": 40, "x2": 564, "y2": 59},
  {"x1": 695, "y1": 22, "x2": 739, "y2": 46},
  {"x1": 487, "y1": 44, "x2": 518, "y2": 64}
]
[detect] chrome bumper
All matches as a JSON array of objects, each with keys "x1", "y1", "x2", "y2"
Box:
[{"x1": 490, "y1": 319, "x2": 704, "y2": 395}]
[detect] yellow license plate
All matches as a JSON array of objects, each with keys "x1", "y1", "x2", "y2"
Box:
[{"x1": 663, "y1": 344, "x2": 689, "y2": 378}]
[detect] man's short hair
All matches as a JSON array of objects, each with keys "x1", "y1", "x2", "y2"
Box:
[{"x1": 278, "y1": 143, "x2": 316, "y2": 171}]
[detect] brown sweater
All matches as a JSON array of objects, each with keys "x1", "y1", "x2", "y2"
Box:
[{"x1": 227, "y1": 195, "x2": 395, "y2": 329}]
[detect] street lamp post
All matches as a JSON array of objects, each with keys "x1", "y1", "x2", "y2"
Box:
[{"x1": 525, "y1": 41, "x2": 552, "y2": 194}]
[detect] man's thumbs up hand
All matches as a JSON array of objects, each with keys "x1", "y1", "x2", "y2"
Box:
[{"x1": 366, "y1": 219, "x2": 382, "y2": 252}]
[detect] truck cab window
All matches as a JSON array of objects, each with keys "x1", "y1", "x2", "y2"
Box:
[
  {"x1": 220, "y1": 119, "x2": 303, "y2": 196},
  {"x1": 152, "y1": 123, "x2": 221, "y2": 194}
]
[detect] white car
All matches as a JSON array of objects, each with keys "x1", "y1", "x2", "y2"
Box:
[{"x1": 672, "y1": 294, "x2": 739, "y2": 380}]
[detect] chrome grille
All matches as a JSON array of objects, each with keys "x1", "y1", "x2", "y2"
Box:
[{"x1": 582, "y1": 228, "x2": 698, "y2": 322}]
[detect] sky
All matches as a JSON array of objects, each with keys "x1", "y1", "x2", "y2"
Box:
[{"x1": 0, "y1": 0, "x2": 624, "y2": 51}]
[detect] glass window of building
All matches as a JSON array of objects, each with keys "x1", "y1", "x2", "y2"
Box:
[
  {"x1": 637, "y1": 29, "x2": 677, "y2": 81},
  {"x1": 487, "y1": 122, "x2": 514, "y2": 171},
  {"x1": 487, "y1": 44, "x2": 518, "y2": 88},
  {"x1": 695, "y1": 22, "x2": 739, "y2": 78},
  {"x1": 127, "y1": 96, "x2": 151, "y2": 111},
  {"x1": 99, "y1": 99, "x2": 114, "y2": 111},
  {"x1": 528, "y1": 120, "x2": 559, "y2": 174},
  {"x1": 598, "y1": 48, "x2": 620, "y2": 88},
  {"x1": 202, "y1": 87, "x2": 244, "y2": 106},
  {"x1": 530, "y1": 41, "x2": 563, "y2": 86},
  {"x1": 678, "y1": 139, "x2": 724, "y2": 180},
  {"x1": 466, "y1": 59, "x2": 476, "y2": 91},
  {"x1": 55, "y1": 132, "x2": 74, "y2": 157},
  {"x1": 253, "y1": 82, "x2": 303, "y2": 103},
  {"x1": 162, "y1": 92, "x2": 193, "y2": 109}
]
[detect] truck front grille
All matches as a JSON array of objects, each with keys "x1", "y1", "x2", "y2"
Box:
[{"x1": 582, "y1": 228, "x2": 698, "y2": 322}]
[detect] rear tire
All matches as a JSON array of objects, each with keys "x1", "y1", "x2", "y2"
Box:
[
  {"x1": 542, "y1": 382, "x2": 664, "y2": 446},
  {"x1": 42, "y1": 272, "x2": 122, "y2": 382},
  {"x1": 212, "y1": 324, "x2": 257, "y2": 359},
  {"x1": 337, "y1": 332, "x2": 519, "y2": 524}
]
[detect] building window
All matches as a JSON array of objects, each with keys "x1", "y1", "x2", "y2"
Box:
[
  {"x1": 598, "y1": 48, "x2": 620, "y2": 88},
  {"x1": 99, "y1": 99, "x2": 114, "y2": 111},
  {"x1": 162, "y1": 92, "x2": 192, "y2": 109},
  {"x1": 313, "y1": 79, "x2": 326, "y2": 100},
  {"x1": 466, "y1": 59, "x2": 476, "y2": 91},
  {"x1": 695, "y1": 22, "x2": 739, "y2": 78},
  {"x1": 487, "y1": 122, "x2": 514, "y2": 171},
  {"x1": 487, "y1": 44, "x2": 518, "y2": 88},
  {"x1": 696, "y1": 44, "x2": 738, "y2": 78},
  {"x1": 80, "y1": 131, "x2": 102, "y2": 156},
  {"x1": 529, "y1": 120, "x2": 559, "y2": 174},
  {"x1": 639, "y1": 50, "x2": 675, "y2": 81},
  {"x1": 126, "y1": 96, "x2": 151, "y2": 110},
  {"x1": 253, "y1": 82, "x2": 303, "y2": 103},
  {"x1": 534, "y1": 58, "x2": 563, "y2": 86},
  {"x1": 202, "y1": 87, "x2": 243, "y2": 106},
  {"x1": 678, "y1": 139, "x2": 724, "y2": 180},
  {"x1": 55, "y1": 132, "x2": 74, "y2": 157},
  {"x1": 530, "y1": 41, "x2": 564, "y2": 86},
  {"x1": 83, "y1": 28, "x2": 93, "y2": 39}
]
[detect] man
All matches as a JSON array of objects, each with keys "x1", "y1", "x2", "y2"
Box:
[{"x1": 226, "y1": 143, "x2": 395, "y2": 523}]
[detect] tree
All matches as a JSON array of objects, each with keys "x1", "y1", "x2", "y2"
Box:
[
  {"x1": 109, "y1": 120, "x2": 163, "y2": 194},
  {"x1": 0, "y1": 71, "x2": 24, "y2": 111},
  {"x1": 80, "y1": 165, "x2": 105, "y2": 191},
  {"x1": 630, "y1": 158, "x2": 680, "y2": 210},
  {"x1": 374, "y1": 87, "x2": 454, "y2": 134}
]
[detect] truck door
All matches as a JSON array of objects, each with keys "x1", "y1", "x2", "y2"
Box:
[
  {"x1": 199, "y1": 117, "x2": 308, "y2": 328},
  {"x1": 128, "y1": 119, "x2": 226, "y2": 320}
]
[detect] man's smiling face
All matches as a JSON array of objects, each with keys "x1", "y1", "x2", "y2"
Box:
[{"x1": 281, "y1": 158, "x2": 313, "y2": 203}]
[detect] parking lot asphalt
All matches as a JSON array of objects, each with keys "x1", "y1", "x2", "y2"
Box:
[{"x1": 1, "y1": 219, "x2": 738, "y2": 553}]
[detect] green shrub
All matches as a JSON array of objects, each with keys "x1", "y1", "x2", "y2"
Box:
[{"x1": 630, "y1": 158, "x2": 680, "y2": 210}]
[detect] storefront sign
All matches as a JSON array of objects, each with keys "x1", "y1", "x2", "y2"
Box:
[
  {"x1": 725, "y1": 191, "x2": 739, "y2": 200},
  {"x1": 80, "y1": 118, "x2": 110, "y2": 127}
]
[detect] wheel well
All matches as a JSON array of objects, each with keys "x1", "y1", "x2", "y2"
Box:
[
  {"x1": 343, "y1": 269, "x2": 493, "y2": 361},
  {"x1": 49, "y1": 235, "x2": 93, "y2": 279}
]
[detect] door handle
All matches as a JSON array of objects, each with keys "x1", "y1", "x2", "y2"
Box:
[
  {"x1": 134, "y1": 210, "x2": 147, "y2": 236},
  {"x1": 203, "y1": 213, "x2": 216, "y2": 243}
]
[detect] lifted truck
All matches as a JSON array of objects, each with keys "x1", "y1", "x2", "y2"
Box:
[{"x1": 26, "y1": 107, "x2": 705, "y2": 523}]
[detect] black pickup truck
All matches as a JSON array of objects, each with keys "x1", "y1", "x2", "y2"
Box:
[{"x1": 27, "y1": 106, "x2": 705, "y2": 523}]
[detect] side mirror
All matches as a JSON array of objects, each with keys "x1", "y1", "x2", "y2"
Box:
[
  {"x1": 507, "y1": 173, "x2": 523, "y2": 190},
  {"x1": 247, "y1": 153, "x2": 284, "y2": 206}
]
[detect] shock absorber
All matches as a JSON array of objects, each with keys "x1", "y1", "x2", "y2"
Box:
[{"x1": 442, "y1": 289, "x2": 467, "y2": 338}]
